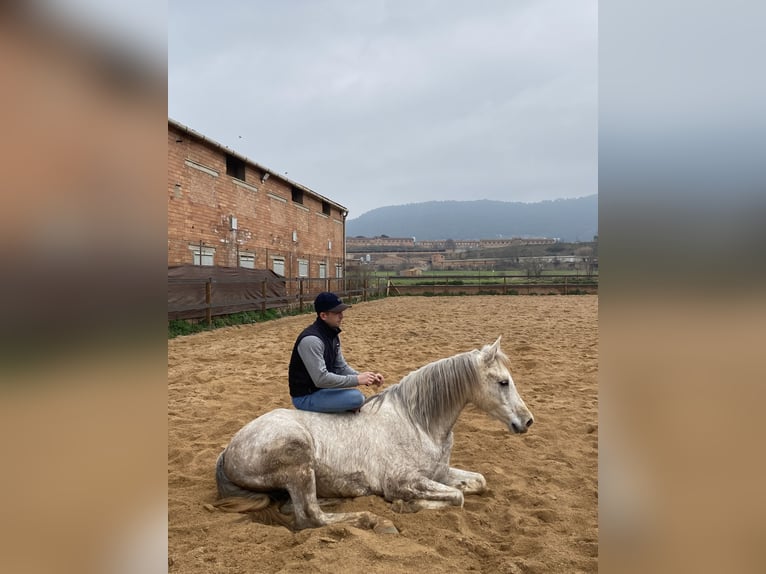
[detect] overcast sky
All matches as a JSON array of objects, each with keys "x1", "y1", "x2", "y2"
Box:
[{"x1": 169, "y1": 0, "x2": 597, "y2": 218}]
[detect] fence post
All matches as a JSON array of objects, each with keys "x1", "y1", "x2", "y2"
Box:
[
  {"x1": 298, "y1": 278, "x2": 304, "y2": 312},
  {"x1": 205, "y1": 278, "x2": 212, "y2": 325},
  {"x1": 261, "y1": 279, "x2": 267, "y2": 316}
]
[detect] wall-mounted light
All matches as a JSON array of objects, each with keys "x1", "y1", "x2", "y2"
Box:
[
  {"x1": 261, "y1": 173, "x2": 270, "y2": 183},
  {"x1": 328, "y1": 240, "x2": 332, "y2": 250},
  {"x1": 292, "y1": 230, "x2": 298, "y2": 242},
  {"x1": 230, "y1": 215, "x2": 238, "y2": 231}
]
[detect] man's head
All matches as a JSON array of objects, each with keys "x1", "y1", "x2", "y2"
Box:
[
  {"x1": 314, "y1": 292, "x2": 351, "y2": 327},
  {"x1": 314, "y1": 292, "x2": 350, "y2": 314}
]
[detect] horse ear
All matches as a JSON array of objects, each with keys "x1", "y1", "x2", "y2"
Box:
[{"x1": 481, "y1": 337, "x2": 502, "y2": 363}]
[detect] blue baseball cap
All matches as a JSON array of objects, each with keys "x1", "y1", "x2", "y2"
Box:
[{"x1": 314, "y1": 292, "x2": 351, "y2": 313}]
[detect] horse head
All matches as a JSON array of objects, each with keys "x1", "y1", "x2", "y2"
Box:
[{"x1": 473, "y1": 337, "x2": 534, "y2": 434}]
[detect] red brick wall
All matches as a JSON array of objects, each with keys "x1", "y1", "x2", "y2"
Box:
[{"x1": 168, "y1": 123, "x2": 347, "y2": 278}]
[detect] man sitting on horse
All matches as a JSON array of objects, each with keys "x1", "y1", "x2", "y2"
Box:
[{"x1": 288, "y1": 292, "x2": 384, "y2": 413}]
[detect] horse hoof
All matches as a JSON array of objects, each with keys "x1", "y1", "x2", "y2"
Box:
[{"x1": 373, "y1": 519, "x2": 399, "y2": 535}]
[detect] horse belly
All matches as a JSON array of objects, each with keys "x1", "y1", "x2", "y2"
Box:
[
  {"x1": 309, "y1": 417, "x2": 440, "y2": 497},
  {"x1": 314, "y1": 468, "x2": 376, "y2": 498},
  {"x1": 303, "y1": 415, "x2": 390, "y2": 497}
]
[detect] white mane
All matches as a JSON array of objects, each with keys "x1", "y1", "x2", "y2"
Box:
[{"x1": 365, "y1": 350, "x2": 481, "y2": 434}]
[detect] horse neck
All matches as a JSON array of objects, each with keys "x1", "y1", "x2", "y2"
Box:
[{"x1": 398, "y1": 352, "x2": 478, "y2": 438}]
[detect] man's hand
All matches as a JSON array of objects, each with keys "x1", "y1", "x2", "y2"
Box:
[{"x1": 358, "y1": 372, "x2": 384, "y2": 386}]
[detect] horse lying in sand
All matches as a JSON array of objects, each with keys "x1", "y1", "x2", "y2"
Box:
[{"x1": 213, "y1": 337, "x2": 533, "y2": 532}]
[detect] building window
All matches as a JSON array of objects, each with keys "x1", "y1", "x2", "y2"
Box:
[
  {"x1": 272, "y1": 257, "x2": 285, "y2": 277},
  {"x1": 291, "y1": 187, "x2": 303, "y2": 204},
  {"x1": 239, "y1": 252, "x2": 255, "y2": 269},
  {"x1": 322, "y1": 201, "x2": 331, "y2": 216},
  {"x1": 298, "y1": 259, "x2": 309, "y2": 278},
  {"x1": 335, "y1": 264, "x2": 343, "y2": 278},
  {"x1": 318, "y1": 262, "x2": 327, "y2": 279},
  {"x1": 189, "y1": 244, "x2": 215, "y2": 266},
  {"x1": 226, "y1": 153, "x2": 246, "y2": 181}
]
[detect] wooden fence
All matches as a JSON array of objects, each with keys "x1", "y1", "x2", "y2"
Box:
[
  {"x1": 168, "y1": 273, "x2": 382, "y2": 323},
  {"x1": 168, "y1": 272, "x2": 596, "y2": 323},
  {"x1": 384, "y1": 274, "x2": 598, "y2": 296}
]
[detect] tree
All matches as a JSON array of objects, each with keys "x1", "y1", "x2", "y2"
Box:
[
  {"x1": 522, "y1": 258, "x2": 545, "y2": 277},
  {"x1": 575, "y1": 246, "x2": 596, "y2": 277},
  {"x1": 346, "y1": 260, "x2": 375, "y2": 292}
]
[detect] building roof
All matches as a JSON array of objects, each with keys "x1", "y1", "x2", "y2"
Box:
[{"x1": 169, "y1": 118, "x2": 349, "y2": 214}]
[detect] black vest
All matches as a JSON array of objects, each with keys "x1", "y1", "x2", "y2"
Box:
[{"x1": 288, "y1": 319, "x2": 342, "y2": 397}]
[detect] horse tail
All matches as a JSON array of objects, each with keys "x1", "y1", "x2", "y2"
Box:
[
  {"x1": 211, "y1": 451, "x2": 295, "y2": 529},
  {"x1": 214, "y1": 450, "x2": 269, "y2": 507}
]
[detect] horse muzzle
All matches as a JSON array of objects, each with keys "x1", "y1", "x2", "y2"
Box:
[{"x1": 510, "y1": 416, "x2": 534, "y2": 434}]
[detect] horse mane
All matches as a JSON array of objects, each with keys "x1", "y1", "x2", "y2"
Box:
[{"x1": 365, "y1": 349, "x2": 483, "y2": 434}]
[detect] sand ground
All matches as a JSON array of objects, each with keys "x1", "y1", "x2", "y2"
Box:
[{"x1": 168, "y1": 295, "x2": 598, "y2": 573}]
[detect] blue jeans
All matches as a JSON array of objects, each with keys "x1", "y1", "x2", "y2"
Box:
[{"x1": 292, "y1": 388, "x2": 365, "y2": 413}]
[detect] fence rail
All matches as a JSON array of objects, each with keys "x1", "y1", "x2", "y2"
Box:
[
  {"x1": 383, "y1": 274, "x2": 598, "y2": 296},
  {"x1": 168, "y1": 272, "x2": 597, "y2": 323}
]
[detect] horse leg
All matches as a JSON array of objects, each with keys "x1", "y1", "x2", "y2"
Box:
[
  {"x1": 223, "y1": 425, "x2": 337, "y2": 530},
  {"x1": 444, "y1": 467, "x2": 487, "y2": 495},
  {"x1": 224, "y1": 417, "x2": 397, "y2": 533},
  {"x1": 282, "y1": 464, "x2": 397, "y2": 533},
  {"x1": 386, "y1": 476, "x2": 465, "y2": 514},
  {"x1": 278, "y1": 497, "x2": 343, "y2": 515},
  {"x1": 320, "y1": 510, "x2": 398, "y2": 534},
  {"x1": 284, "y1": 479, "x2": 397, "y2": 533}
]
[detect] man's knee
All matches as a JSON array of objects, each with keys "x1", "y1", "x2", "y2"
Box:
[{"x1": 347, "y1": 391, "x2": 365, "y2": 409}]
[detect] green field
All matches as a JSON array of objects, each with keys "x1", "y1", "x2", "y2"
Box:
[{"x1": 372, "y1": 269, "x2": 595, "y2": 278}]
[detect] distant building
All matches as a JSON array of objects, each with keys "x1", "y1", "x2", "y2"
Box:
[
  {"x1": 416, "y1": 240, "x2": 446, "y2": 250},
  {"x1": 347, "y1": 236, "x2": 555, "y2": 250},
  {"x1": 346, "y1": 236, "x2": 415, "y2": 248},
  {"x1": 375, "y1": 254, "x2": 408, "y2": 270},
  {"x1": 399, "y1": 268, "x2": 423, "y2": 277},
  {"x1": 515, "y1": 237, "x2": 556, "y2": 246}
]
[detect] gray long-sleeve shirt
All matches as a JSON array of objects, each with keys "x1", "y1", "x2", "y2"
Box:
[{"x1": 296, "y1": 335, "x2": 359, "y2": 389}]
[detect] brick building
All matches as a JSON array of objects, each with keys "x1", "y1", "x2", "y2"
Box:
[{"x1": 168, "y1": 119, "x2": 348, "y2": 279}]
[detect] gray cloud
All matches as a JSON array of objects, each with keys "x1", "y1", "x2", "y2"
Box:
[{"x1": 169, "y1": 0, "x2": 597, "y2": 216}]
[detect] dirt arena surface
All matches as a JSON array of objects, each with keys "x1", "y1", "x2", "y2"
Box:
[{"x1": 168, "y1": 295, "x2": 598, "y2": 573}]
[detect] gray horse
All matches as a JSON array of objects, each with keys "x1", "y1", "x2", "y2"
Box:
[{"x1": 214, "y1": 337, "x2": 533, "y2": 532}]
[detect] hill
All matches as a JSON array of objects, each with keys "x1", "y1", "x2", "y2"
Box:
[{"x1": 346, "y1": 195, "x2": 597, "y2": 242}]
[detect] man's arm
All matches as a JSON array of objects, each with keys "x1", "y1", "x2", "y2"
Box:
[
  {"x1": 334, "y1": 346, "x2": 358, "y2": 376},
  {"x1": 297, "y1": 336, "x2": 358, "y2": 389}
]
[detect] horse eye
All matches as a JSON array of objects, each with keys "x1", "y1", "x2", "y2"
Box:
[{"x1": 498, "y1": 380, "x2": 509, "y2": 386}]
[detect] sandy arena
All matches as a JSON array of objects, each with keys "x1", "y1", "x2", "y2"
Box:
[{"x1": 168, "y1": 295, "x2": 598, "y2": 573}]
